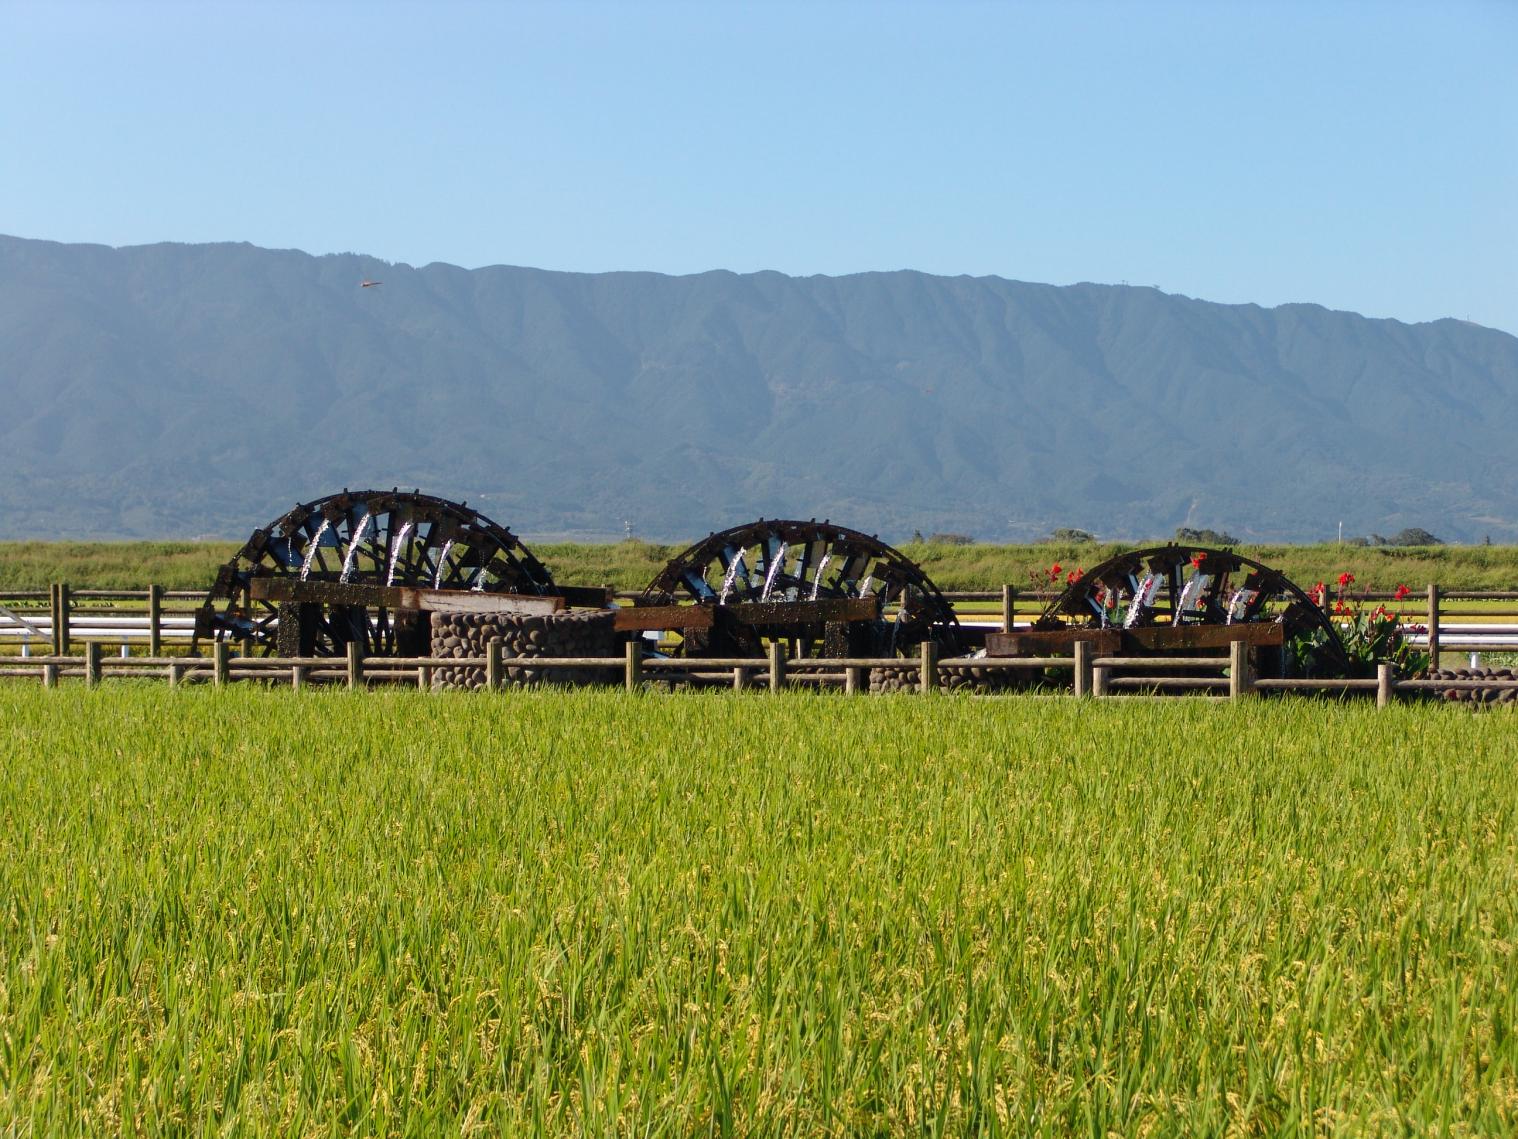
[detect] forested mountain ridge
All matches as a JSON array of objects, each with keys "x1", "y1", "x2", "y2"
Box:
[{"x1": 2, "y1": 234, "x2": 1515, "y2": 542}]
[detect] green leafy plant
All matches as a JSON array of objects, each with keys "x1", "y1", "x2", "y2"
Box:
[{"x1": 1290, "y1": 575, "x2": 1428, "y2": 677}]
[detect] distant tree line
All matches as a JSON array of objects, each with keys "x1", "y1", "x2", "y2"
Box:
[{"x1": 1344, "y1": 528, "x2": 1443, "y2": 547}]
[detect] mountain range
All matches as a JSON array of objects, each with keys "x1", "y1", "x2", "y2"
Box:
[{"x1": 2, "y1": 234, "x2": 1515, "y2": 544}]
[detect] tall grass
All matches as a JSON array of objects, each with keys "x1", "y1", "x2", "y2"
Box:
[
  {"x1": 5, "y1": 539, "x2": 1518, "y2": 593},
  {"x1": 1, "y1": 688, "x2": 1514, "y2": 1133}
]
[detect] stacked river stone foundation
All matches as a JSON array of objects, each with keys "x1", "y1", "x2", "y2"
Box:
[
  {"x1": 1426, "y1": 665, "x2": 1518, "y2": 706},
  {"x1": 430, "y1": 610, "x2": 618, "y2": 690},
  {"x1": 868, "y1": 659, "x2": 1020, "y2": 694}
]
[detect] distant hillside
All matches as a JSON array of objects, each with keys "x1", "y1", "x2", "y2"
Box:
[{"x1": 2, "y1": 234, "x2": 1516, "y2": 543}]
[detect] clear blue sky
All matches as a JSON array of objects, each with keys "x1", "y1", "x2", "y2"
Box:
[{"x1": 3, "y1": 0, "x2": 1514, "y2": 332}]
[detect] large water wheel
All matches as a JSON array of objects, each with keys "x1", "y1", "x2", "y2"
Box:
[
  {"x1": 635, "y1": 518, "x2": 961, "y2": 659},
  {"x1": 1030, "y1": 544, "x2": 1349, "y2": 676},
  {"x1": 193, "y1": 489, "x2": 557, "y2": 657}
]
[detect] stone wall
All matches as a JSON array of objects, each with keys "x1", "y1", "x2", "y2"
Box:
[
  {"x1": 430, "y1": 610, "x2": 619, "y2": 690},
  {"x1": 1427, "y1": 665, "x2": 1518, "y2": 706}
]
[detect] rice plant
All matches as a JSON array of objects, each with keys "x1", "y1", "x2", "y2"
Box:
[{"x1": 1, "y1": 687, "x2": 1514, "y2": 1134}]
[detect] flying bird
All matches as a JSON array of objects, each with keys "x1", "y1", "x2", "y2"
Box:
[{"x1": 360, "y1": 279, "x2": 382, "y2": 288}]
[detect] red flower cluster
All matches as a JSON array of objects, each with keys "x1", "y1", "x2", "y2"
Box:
[
  {"x1": 1337, "y1": 571, "x2": 1355, "y2": 587},
  {"x1": 1310, "y1": 580, "x2": 1328, "y2": 605},
  {"x1": 1190, "y1": 551, "x2": 1206, "y2": 570},
  {"x1": 1393, "y1": 583, "x2": 1411, "y2": 602},
  {"x1": 1066, "y1": 567, "x2": 1084, "y2": 585}
]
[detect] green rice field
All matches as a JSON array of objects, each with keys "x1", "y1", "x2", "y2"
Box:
[{"x1": 2, "y1": 686, "x2": 1515, "y2": 1134}]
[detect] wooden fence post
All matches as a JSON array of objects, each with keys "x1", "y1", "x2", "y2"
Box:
[
  {"x1": 1229, "y1": 639, "x2": 1255, "y2": 700},
  {"x1": 732, "y1": 665, "x2": 748, "y2": 692},
  {"x1": 844, "y1": 665, "x2": 862, "y2": 695},
  {"x1": 167, "y1": 661, "x2": 182, "y2": 688},
  {"x1": 919, "y1": 640, "x2": 937, "y2": 694},
  {"x1": 1074, "y1": 639, "x2": 1092, "y2": 697},
  {"x1": 1425, "y1": 584, "x2": 1440, "y2": 668},
  {"x1": 148, "y1": 584, "x2": 163, "y2": 657},
  {"x1": 624, "y1": 640, "x2": 642, "y2": 692},
  {"x1": 346, "y1": 641, "x2": 363, "y2": 690},
  {"x1": 213, "y1": 640, "x2": 229, "y2": 687},
  {"x1": 292, "y1": 665, "x2": 306, "y2": 692},
  {"x1": 485, "y1": 639, "x2": 503, "y2": 691},
  {"x1": 55, "y1": 583, "x2": 71, "y2": 656},
  {"x1": 1001, "y1": 584, "x2": 1016, "y2": 634},
  {"x1": 1376, "y1": 663, "x2": 1393, "y2": 709},
  {"x1": 84, "y1": 641, "x2": 101, "y2": 687},
  {"x1": 768, "y1": 641, "x2": 785, "y2": 692},
  {"x1": 1092, "y1": 665, "x2": 1110, "y2": 698},
  {"x1": 42, "y1": 663, "x2": 58, "y2": 689}
]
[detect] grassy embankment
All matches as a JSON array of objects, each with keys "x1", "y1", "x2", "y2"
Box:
[
  {"x1": 1, "y1": 687, "x2": 1514, "y2": 1133},
  {"x1": 4, "y1": 539, "x2": 1518, "y2": 594}
]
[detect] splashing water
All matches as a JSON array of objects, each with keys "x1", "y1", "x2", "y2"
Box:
[
  {"x1": 1175, "y1": 573, "x2": 1210, "y2": 624},
  {"x1": 1225, "y1": 588, "x2": 1255, "y2": 624},
  {"x1": 339, "y1": 513, "x2": 372, "y2": 583},
  {"x1": 470, "y1": 561, "x2": 489, "y2": 592},
  {"x1": 385, "y1": 521, "x2": 414, "y2": 587},
  {"x1": 432, "y1": 540, "x2": 455, "y2": 589},
  {"x1": 809, "y1": 554, "x2": 833, "y2": 601},
  {"x1": 858, "y1": 575, "x2": 876, "y2": 598},
  {"x1": 760, "y1": 545, "x2": 788, "y2": 602},
  {"x1": 718, "y1": 550, "x2": 747, "y2": 605},
  {"x1": 1125, "y1": 574, "x2": 1162, "y2": 629},
  {"x1": 889, "y1": 587, "x2": 910, "y2": 653},
  {"x1": 299, "y1": 519, "x2": 331, "y2": 581}
]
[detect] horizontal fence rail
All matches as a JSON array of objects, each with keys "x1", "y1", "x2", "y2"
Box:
[{"x1": 7, "y1": 643, "x2": 1518, "y2": 709}]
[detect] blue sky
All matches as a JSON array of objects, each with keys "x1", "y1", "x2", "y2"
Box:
[{"x1": 3, "y1": 0, "x2": 1514, "y2": 332}]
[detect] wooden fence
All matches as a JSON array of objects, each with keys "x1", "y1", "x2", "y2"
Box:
[
  {"x1": 6, "y1": 637, "x2": 1518, "y2": 707},
  {"x1": 5, "y1": 583, "x2": 1518, "y2": 657}
]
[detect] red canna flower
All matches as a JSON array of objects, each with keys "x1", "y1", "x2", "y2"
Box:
[
  {"x1": 1393, "y1": 583, "x2": 1411, "y2": 602},
  {"x1": 1311, "y1": 581, "x2": 1327, "y2": 605},
  {"x1": 1190, "y1": 552, "x2": 1206, "y2": 570},
  {"x1": 1337, "y1": 571, "x2": 1355, "y2": 587},
  {"x1": 1066, "y1": 567, "x2": 1084, "y2": 585},
  {"x1": 1334, "y1": 599, "x2": 1348, "y2": 615}
]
